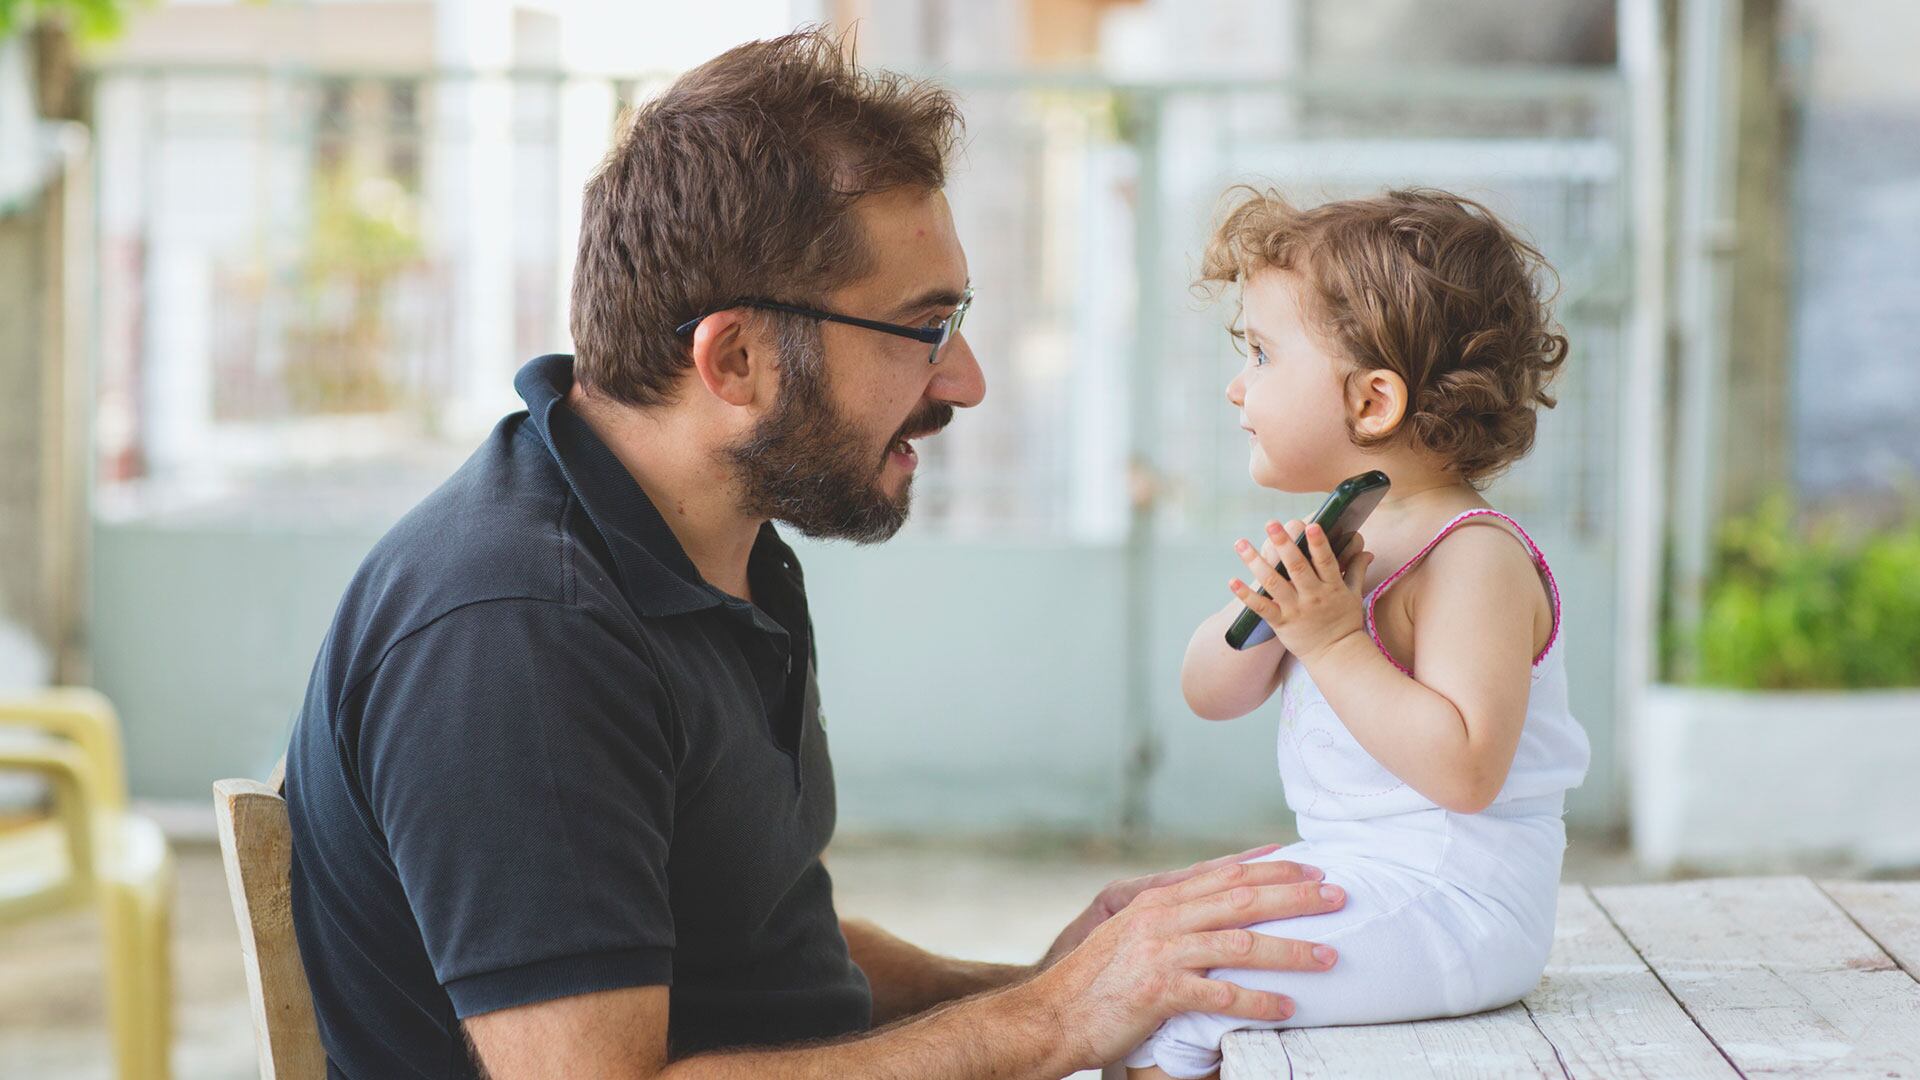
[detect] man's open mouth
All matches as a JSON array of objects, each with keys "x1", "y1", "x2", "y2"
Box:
[{"x1": 890, "y1": 421, "x2": 947, "y2": 462}]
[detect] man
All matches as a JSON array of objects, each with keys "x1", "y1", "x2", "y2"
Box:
[{"x1": 286, "y1": 29, "x2": 1344, "y2": 1079}]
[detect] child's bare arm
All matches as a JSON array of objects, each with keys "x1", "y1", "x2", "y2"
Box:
[
  {"x1": 1180, "y1": 525, "x2": 1338, "y2": 720},
  {"x1": 1180, "y1": 596, "x2": 1290, "y2": 721}
]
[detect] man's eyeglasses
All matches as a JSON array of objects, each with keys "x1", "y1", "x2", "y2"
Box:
[{"x1": 674, "y1": 285, "x2": 973, "y2": 365}]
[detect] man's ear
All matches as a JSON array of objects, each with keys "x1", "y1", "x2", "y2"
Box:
[
  {"x1": 1350, "y1": 367, "x2": 1409, "y2": 438},
  {"x1": 687, "y1": 310, "x2": 769, "y2": 408}
]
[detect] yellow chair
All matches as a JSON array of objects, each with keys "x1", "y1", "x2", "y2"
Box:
[{"x1": 0, "y1": 687, "x2": 174, "y2": 1080}]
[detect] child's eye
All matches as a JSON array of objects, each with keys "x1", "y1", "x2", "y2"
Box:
[{"x1": 1250, "y1": 344, "x2": 1269, "y2": 367}]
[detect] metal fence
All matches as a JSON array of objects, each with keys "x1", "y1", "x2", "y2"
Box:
[
  {"x1": 90, "y1": 66, "x2": 1625, "y2": 535},
  {"x1": 937, "y1": 72, "x2": 1627, "y2": 544},
  {"x1": 87, "y1": 63, "x2": 1636, "y2": 830}
]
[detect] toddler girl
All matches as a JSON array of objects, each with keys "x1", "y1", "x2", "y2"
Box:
[{"x1": 1126, "y1": 188, "x2": 1591, "y2": 1079}]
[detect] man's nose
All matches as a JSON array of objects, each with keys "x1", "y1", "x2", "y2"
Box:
[{"x1": 931, "y1": 332, "x2": 986, "y2": 409}]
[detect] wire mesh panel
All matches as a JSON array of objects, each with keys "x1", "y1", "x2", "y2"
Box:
[
  {"x1": 89, "y1": 67, "x2": 611, "y2": 522},
  {"x1": 874, "y1": 71, "x2": 1631, "y2": 829},
  {"x1": 917, "y1": 73, "x2": 1628, "y2": 552},
  {"x1": 91, "y1": 67, "x2": 1624, "y2": 541},
  {"x1": 1109, "y1": 74, "x2": 1632, "y2": 832},
  {"x1": 85, "y1": 63, "x2": 1633, "y2": 830},
  {"x1": 923, "y1": 84, "x2": 1138, "y2": 539},
  {"x1": 1138, "y1": 78, "x2": 1628, "y2": 542}
]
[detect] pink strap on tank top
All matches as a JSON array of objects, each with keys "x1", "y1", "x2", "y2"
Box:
[{"x1": 1362, "y1": 509, "x2": 1562, "y2": 677}]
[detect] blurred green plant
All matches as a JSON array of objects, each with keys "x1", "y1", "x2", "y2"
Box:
[
  {"x1": 282, "y1": 167, "x2": 423, "y2": 413},
  {"x1": 1682, "y1": 495, "x2": 1920, "y2": 690},
  {"x1": 0, "y1": 0, "x2": 128, "y2": 39}
]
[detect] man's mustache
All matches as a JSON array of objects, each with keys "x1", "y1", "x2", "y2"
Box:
[{"x1": 895, "y1": 403, "x2": 954, "y2": 444}]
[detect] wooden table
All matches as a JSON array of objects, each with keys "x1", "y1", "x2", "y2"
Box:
[{"x1": 1222, "y1": 877, "x2": 1920, "y2": 1078}]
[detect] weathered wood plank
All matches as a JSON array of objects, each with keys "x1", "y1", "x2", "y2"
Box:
[
  {"x1": 214, "y1": 778, "x2": 327, "y2": 1080},
  {"x1": 1220, "y1": 1029, "x2": 1292, "y2": 1077},
  {"x1": 1517, "y1": 885, "x2": 1736, "y2": 1078},
  {"x1": 1222, "y1": 1002, "x2": 1565, "y2": 1079},
  {"x1": 1821, "y1": 880, "x2": 1920, "y2": 982},
  {"x1": 1284, "y1": 1007, "x2": 1568, "y2": 1079},
  {"x1": 1221, "y1": 884, "x2": 1739, "y2": 1080},
  {"x1": 1594, "y1": 876, "x2": 1920, "y2": 1078}
]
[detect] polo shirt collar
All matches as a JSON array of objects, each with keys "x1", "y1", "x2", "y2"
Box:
[{"x1": 514, "y1": 354, "x2": 800, "y2": 624}]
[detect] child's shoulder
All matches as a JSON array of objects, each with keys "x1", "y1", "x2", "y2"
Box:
[
  {"x1": 1414, "y1": 509, "x2": 1543, "y2": 580},
  {"x1": 1377, "y1": 504, "x2": 1550, "y2": 616},
  {"x1": 1397, "y1": 507, "x2": 1556, "y2": 637},
  {"x1": 1367, "y1": 504, "x2": 1558, "y2": 670}
]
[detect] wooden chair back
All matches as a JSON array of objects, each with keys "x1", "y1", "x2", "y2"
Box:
[{"x1": 213, "y1": 758, "x2": 326, "y2": 1079}]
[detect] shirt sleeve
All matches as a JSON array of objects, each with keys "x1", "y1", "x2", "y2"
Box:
[{"x1": 347, "y1": 597, "x2": 680, "y2": 1018}]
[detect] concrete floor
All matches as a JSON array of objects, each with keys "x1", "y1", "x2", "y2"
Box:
[{"x1": 0, "y1": 831, "x2": 1648, "y2": 1078}]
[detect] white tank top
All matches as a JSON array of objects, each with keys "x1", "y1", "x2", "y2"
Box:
[{"x1": 1271, "y1": 509, "x2": 1591, "y2": 823}]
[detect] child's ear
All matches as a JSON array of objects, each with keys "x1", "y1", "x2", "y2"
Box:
[{"x1": 1350, "y1": 368, "x2": 1409, "y2": 438}]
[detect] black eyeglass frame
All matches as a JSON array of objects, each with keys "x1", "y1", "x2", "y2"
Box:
[{"x1": 673, "y1": 285, "x2": 973, "y2": 365}]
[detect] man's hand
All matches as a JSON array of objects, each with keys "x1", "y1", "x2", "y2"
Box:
[
  {"x1": 1022, "y1": 857, "x2": 1345, "y2": 1073},
  {"x1": 1037, "y1": 844, "x2": 1311, "y2": 969}
]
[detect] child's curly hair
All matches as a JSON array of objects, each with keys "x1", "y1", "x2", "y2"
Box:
[{"x1": 1201, "y1": 187, "x2": 1569, "y2": 487}]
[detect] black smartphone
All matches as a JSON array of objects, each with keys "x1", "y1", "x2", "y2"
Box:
[{"x1": 1224, "y1": 470, "x2": 1392, "y2": 651}]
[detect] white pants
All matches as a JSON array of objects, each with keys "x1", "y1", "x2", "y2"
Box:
[{"x1": 1125, "y1": 803, "x2": 1567, "y2": 1079}]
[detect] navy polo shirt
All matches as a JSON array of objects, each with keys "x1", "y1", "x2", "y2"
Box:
[{"x1": 285, "y1": 354, "x2": 871, "y2": 1078}]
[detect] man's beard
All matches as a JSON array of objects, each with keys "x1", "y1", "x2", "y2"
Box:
[{"x1": 725, "y1": 319, "x2": 952, "y2": 544}]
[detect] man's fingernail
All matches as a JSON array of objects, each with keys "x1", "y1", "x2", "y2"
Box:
[
  {"x1": 1313, "y1": 945, "x2": 1338, "y2": 966},
  {"x1": 1319, "y1": 885, "x2": 1344, "y2": 903},
  {"x1": 1300, "y1": 864, "x2": 1325, "y2": 880}
]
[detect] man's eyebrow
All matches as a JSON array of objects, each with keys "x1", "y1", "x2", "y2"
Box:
[{"x1": 888, "y1": 285, "x2": 967, "y2": 320}]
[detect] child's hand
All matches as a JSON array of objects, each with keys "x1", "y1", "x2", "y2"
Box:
[{"x1": 1229, "y1": 520, "x2": 1376, "y2": 665}]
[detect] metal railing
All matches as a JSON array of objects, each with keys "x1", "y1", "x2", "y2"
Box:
[{"x1": 87, "y1": 63, "x2": 1629, "y2": 543}]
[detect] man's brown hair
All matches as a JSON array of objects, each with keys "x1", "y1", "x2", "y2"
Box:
[
  {"x1": 1202, "y1": 187, "x2": 1570, "y2": 486},
  {"x1": 569, "y1": 28, "x2": 963, "y2": 406}
]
